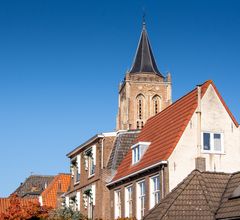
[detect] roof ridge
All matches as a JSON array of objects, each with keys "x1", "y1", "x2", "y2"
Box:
[
  {"x1": 159, "y1": 170, "x2": 200, "y2": 219},
  {"x1": 210, "y1": 82, "x2": 239, "y2": 127},
  {"x1": 196, "y1": 172, "x2": 217, "y2": 214},
  {"x1": 146, "y1": 79, "x2": 212, "y2": 125},
  {"x1": 147, "y1": 83, "x2": 200, "y2": 123},
  {"x1": 57, "y1": 173, "x2": 71, "y2": 176}
]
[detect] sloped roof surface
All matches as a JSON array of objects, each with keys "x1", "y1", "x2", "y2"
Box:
[
  {"x1": 41, "y1": 174, "x2": 71, "y2": 208},
  {"x1": 107, "y1": 130, "x2": 140, "y2": 170},
  {"x1": 129, "y1": 23, "x2": 162, "y2": 76},
  {"x1": 216, "y1": 172, "x2": 240, "y2": 219},
  {"x1": 112, "y1": 81, "x2": 211, "y2": 182},
  {"x1": 14, "y1": 175, "x2": 55, "y2": 198},
  {"x1": 111, "y1": 80, "x2": 239, "y2": 183},
  {"x1": 0, "y1": 197, "x2": 38, "y2": 214},
  {"x1": 144, "y1": 170, "x2": 231, "y2": 220},
  {"x1": 144, "y1": 170, "x2": 240, "y2": 220}
]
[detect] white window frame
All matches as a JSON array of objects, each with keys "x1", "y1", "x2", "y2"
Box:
[
  {"x1": 85, "y1": 145, "x2": 96, "y2": 178},
  {"x1": 131, "y1": 142, "x2": 151, "y2": 165},
  {"x1": 136, "y1": 180, "x2": 146, "y2": 220},
  {"x1": 69, "y1": 194, "x2": 77, "y2": 211},
  {"x1": 71, "y1": 154, "x2": 81, "y2": 184},
  {"x1": 114, "y1": 190, "x2": 121, "y2": 219},
  {"x1": 201, "y1": 132, "x2": 224, "y2": 154},
  {"x1": 149, "y1": 175, "x2": 160, "y2": 209},
  {"x1": 76, "y1": 191, "x2": 81, "y2": 211},
  {"x1": 125, "y1": 185, "x2": 133, "y2": 218}
]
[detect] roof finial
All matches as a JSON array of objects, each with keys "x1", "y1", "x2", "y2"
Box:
[{"x1": 142, "y1": 8, "x2": 146, "y2": 29}]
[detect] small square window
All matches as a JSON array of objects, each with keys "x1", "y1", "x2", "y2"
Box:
[{"x1": 202, "y1": 132, "x2": 223, "y2": 153}]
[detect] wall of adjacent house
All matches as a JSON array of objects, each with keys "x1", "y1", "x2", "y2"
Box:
[
  {"x1": 168, "y1": 84, "x2": 240, "y2": 191},
  {"x1": 109, "y1": 165, "x2": 167, "y2": 220},
  {"x1": 66, "y1": 136, "x2": 116, "y2": 220}
]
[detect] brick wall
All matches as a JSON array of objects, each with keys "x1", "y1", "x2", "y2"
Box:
[{"x1": 109, "y1": 165, "x2": 169, "y2": 219}]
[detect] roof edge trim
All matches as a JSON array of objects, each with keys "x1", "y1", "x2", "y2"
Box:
[
  {"x1": 106, "y1": 160, "x2": 167, "y2": 186},
  {"x1": 67, "y1": 132, "x2": 117, "y2": 158}
]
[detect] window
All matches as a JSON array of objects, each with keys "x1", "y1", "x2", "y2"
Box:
[
  {"x1": 83, "y1": 184, "x2": 95, "y2": 219},
  {"x1": 85, "y1": 145, "x2": 96, "y2": 177},
  {"x1": 150, "y1": 175, "x2": 160, "y2": 209},
  {"x1": 138, "y1": 99, "x2": 142, "y2": 119},
  {"x1": 71, "y1": 154, "x2": 81, "y2": 184},
  {"x1": 202, "y1": 132, "x2": 223, "y2": 153},
  {"x1": 125, "y1": 185, "x2": 133, "y2": 218},
  {"x1": 132, "y1": 142, "x2": 151, "y2": 165},
  {"x1": 136, "y1": 181, "x2": 146, "y2": 220},
  {"x1": 136, "y1": 94, "x2": 145, "y2": 129},
  {"x1": 152, "y1": 95, "x2": 161, "y2": 115},
  {"x1": 133, "y1": 146, "x2": 140, "y2": 164},
  {"x1": 69, "y1": 195, "x2": 78, "y2": 211},
  {"x1": 114, "y1": 190, "x2": 121, "y2": 219}
]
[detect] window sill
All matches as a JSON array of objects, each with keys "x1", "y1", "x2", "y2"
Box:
[
  {"x1": 88, "y1": 174, "x2": 95, "y2": 179},
  {"x1": 74, "y1": 181, "x2": 80, "y2": 186},
  {"x1": 201, "y1": 151, "x2": 225, "y2": 155}
]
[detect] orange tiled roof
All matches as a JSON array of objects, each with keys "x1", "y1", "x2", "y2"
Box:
[
  {"x1": 41, "y1": 173, "x2": 71, "y2": 208},
  {"x1": 112, "y1": 80, "x2": 238, "y2": 182},
  {"x1": 0, "y1": 197, "x2": 38, "y2": 214}
]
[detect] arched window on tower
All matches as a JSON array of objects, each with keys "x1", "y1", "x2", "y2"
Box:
[
  {"x1": 152, "y1": 95, "x2": 161, "y2": 116},
  {"x1": 136, "y1": 94, "x2": 145, "y2": 129}
]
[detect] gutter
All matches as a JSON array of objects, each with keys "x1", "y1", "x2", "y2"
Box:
[
  {"x1": 66, "y1": 134, "x2": 103, "y2": 158},
  {"x1": 106, "y1": 160, "x2": 168, "y2": 186},
  {"x1": 67, "y1": 132, "x2": 117, "y2": 158}
]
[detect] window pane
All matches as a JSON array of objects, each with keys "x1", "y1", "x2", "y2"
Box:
[
  {"x1": 137, "y1": 146, "x2": 140, "y2": 161},
  {"x1": 214, "y1": 133, "x2": 221, "y2": 152},
  {"x1": 203, "y1": 133, "x2": 210, "y2": 150}
]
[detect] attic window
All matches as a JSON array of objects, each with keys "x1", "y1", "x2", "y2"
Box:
[
  {"x1": 131, "y1": 142, "x2": 151, "y2": 164},
  {"x1": 202, "y1": 132, "x2": 224, "y2": 153}
]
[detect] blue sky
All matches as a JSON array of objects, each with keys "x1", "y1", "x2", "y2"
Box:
[{"x1": 0, "y1": 0, "x2": 240, "y2": 196}]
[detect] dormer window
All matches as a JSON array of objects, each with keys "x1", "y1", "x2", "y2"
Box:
[{"x1": 131, "y1": 142, "x2": 151, "y2": 165}]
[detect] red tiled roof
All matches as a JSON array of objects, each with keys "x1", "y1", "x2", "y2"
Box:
[
  {"x1": 0, "y1": 197, "x2": 38, "y2": 214},
  {"x1": 41, "y1": 174, "x2": 71, "y2": 208},
  {"x1": 112, "y1": 80, "x2": 238, "y2": 182}
]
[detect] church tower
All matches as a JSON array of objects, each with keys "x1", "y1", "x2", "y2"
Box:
[{"x1": 116, "y1": 22, "x2": 172, "y2": 130}]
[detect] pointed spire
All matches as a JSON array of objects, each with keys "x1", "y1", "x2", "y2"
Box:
[{"x1": 129, "y1": 21, "x2": 162, "y2": 76}]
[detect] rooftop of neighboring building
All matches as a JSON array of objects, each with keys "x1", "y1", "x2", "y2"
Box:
[
  {"x1": 144, "y1": 169, "x2": 240, "y2": 220},
  {"x1": 41, "y1": 173, "x2": 71, "y2": 208},
  {"x1": 107, "y1": 130, "x2": 140, "y2": 171},
  {"x1": 13, "y1": 175, "x2": 55, "y2": 198}
]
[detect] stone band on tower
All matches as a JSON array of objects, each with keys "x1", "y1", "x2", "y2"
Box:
[{"x1": 116, "y1": 22, "x2": 172, "y2": 130}]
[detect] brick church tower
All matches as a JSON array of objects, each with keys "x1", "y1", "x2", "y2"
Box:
[{"x1": 116, "y1": 22, "x2": 172, "y2": 130}]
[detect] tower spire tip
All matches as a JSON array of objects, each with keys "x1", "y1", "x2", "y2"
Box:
[{"x1": 142, "y1": 9, "x2": 146, "y2": 29}]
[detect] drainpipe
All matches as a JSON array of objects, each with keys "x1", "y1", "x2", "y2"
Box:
[
  {"x1": 196, "y1": 85, "x2": 202, "y2": 156},
  {"x1": 195, "y1": 85, "x2": 206, "y2": 171}
]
